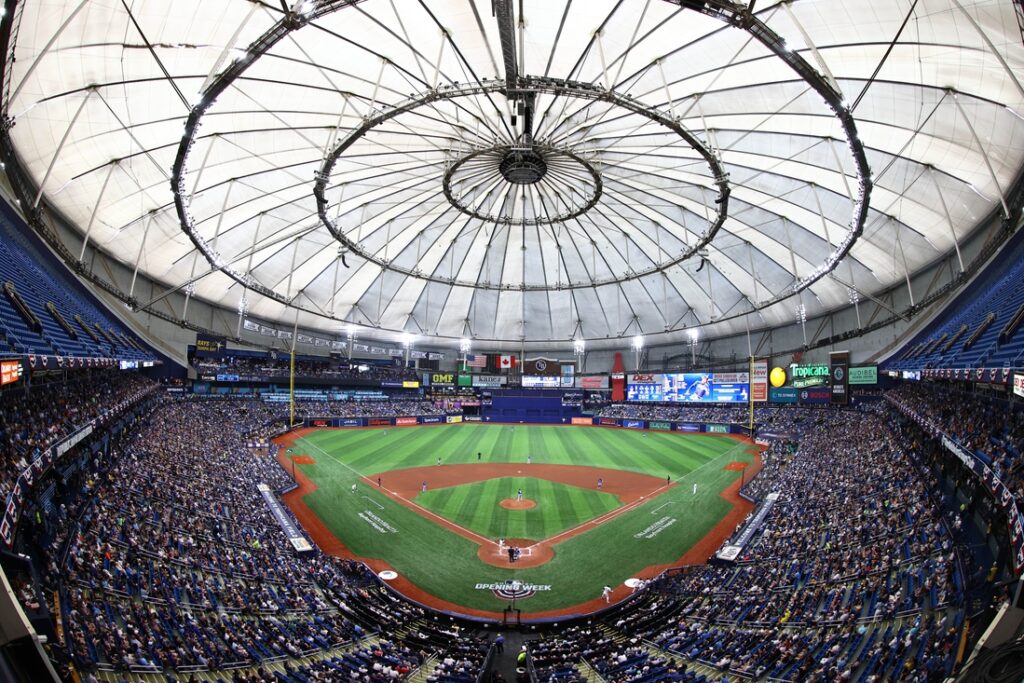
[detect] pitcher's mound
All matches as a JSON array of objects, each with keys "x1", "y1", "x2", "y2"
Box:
[{"x1": 500, "y1": 498, "x2": 537, "y2": 510}]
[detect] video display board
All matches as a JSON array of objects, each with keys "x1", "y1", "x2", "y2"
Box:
[{"x1": 627, "y1": 372, "x2": 749, "y2": 403}]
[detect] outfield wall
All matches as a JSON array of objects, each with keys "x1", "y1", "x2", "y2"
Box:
[{"x1": 298, "y1": 413, "x2": 752, "y2": 435}]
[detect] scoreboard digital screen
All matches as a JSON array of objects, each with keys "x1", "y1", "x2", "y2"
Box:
[{"x1": 627, "y1": 372, "x2": 749, "y2": 403}]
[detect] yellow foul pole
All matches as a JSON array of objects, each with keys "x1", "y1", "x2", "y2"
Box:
[{"x1": 748, "y1": 355, "x2": 755, "y2": 437}]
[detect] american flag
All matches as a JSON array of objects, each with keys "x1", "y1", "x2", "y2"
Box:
[{"x1": 464, "y1": 354, "x2": 487, "y2": 368}]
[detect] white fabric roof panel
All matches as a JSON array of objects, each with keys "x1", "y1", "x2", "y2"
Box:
[{"x1": 4, "y1": 0, "x2": 1023, "y2": 348}]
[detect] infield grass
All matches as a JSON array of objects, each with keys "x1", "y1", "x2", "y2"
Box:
[
  {"x1": 415, "y1": 476, "x2": 621, "y2": 540},
  {"x1": 289, "y1": 423, "x2": 756, "y2": 614}
]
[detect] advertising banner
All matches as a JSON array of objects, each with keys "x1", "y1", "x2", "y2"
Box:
[
  {"x1": 421, "y1": 416, "x2": 443, "y2": 424},
  {"x1": 649, "y1": 421, "x2": 673, "y2": 430},
  {"x1": 0, "y1": 359, "x2": 23, "y2": 386},
  {"x1": 571, "y1": 417, "x2": 594, "y2": 425},
  {"x1": 457, "y1": 374, "x2": 473, "y2": 387},
  {"x1": 194, "y1": 333, "x2": 226, "y2": 357},
  {"x1": 676, "y1": 423, "x2": 701, "y2": 432},
  {"x1": 446, "y1": 415, "x2": 463, "y2": 424},
  {"x1": 578, "y1": 375, "x2": 609, "y2": 389},
  {"x1": 623, "y1": 420, "x2": 645, "y2": 429},
  {"x1": 368, "y1": 418, "x2": 391, "y2": 426},
  {"x1": 402, "y1": 380, "x2": 420, "y2": 389},
  {"x1": 752, "y1": 360, "x2": 768, "y2": 402},
  {"x1": 799, "y1": 387, "x2": 832, "y2": 404},
  {"x1": 522, "y1": 375, "x2": 560, "y2": 388},
  {"x1": 706, "y1": 424, "x2": 729, "y2": 433},
  {"x1": 830, "y1": 351, "x2": 849, "y2": 404},
  {"x1": 770, "y1": 387, "x2": 799, "y2": 404},
  {"x1": 472, "y1": 374, "x2": 507, "y2": 388},
  {"x1": 599, "y1": 417, "x2": 619, "y2": 426},
  {"x1": 849, "y1": 365, "x2": 878, "y2": 385},
  {"x1": 1014, "y1": 372, "x2": 1024, "y2": 399},
  {"x1": 431, "y1": 373, "x2": 456, "y2": 386},
  {"x1": 395, "y1": 417, "x2": 418, "y2": 426}
]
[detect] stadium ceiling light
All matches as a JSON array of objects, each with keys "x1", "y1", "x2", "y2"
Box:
[
  {"x1": 573, "y1": 339, "x2": 586, "y2": 355},
  {"x1": 401, "y1": 333, "x2": 415, "y2": 348},
  {"x1": 631, "y1": 335, "x2": 644, "y2": 351},
  {"x1": 345, "y1": 324, "x2": 357, "y2": 339},
  {"x1": 687, "y1": 328, "x2": 699, "y2": 343},
  {"x1": 459, "y1": 338, "x2": 472, "y2": 354}
]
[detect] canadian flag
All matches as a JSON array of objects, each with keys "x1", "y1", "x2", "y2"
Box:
[{"x1": 499, "y1": 354, "x2": 517, "y2": 369}]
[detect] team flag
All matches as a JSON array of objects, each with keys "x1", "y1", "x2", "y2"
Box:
[
  {"x1": 499, "y1": 354, "x2": 517, "y2": 369},
  {"x1": 465, "y1": 354, "x2": 487, "y2": 368}
]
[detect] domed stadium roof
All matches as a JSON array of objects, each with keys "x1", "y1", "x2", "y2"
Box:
[{"x1": 4, "y1": 0, "x2": 1024, "y2": 349}]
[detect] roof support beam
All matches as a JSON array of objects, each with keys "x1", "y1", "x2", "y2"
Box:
[
  {"x1": 33, "y1": 89, "x2": 91, "y2": 208},
  {"x1": 951, "y1": 91, "x2": 1011, "y2": 220}
]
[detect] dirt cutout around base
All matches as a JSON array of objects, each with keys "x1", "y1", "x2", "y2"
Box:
[
  {"x1": 723, "y1": 461, "x2": 749, "y2": 471},
  {"x1": 274, "y1": 426, "x2": 764, "y2": 621},
  {"x1": 499, "y1": 498, "x2": 537, "y2": 510},
  {"x1": 477, "y1": 537, "x2": 555, "y2": 568}
]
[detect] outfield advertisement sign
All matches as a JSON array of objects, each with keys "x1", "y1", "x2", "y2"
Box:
[
  {"x1": 446, "y1": 415, "x2": 463, "y2": 424},
  {"x1": 676, "y1": 423, "x2": 701, "y2": 432},
  {"x1": 368, "y1": 418, "x2": 391, "y2": 426},
  {"x1": 649, "y1": 421, "x2": 673, "y2": 430},
  {"x1": 1014, "y1": 372, "x2": 1024, "y2": 399},
  {"x1": 599, "y1": 417, "x2": 619, "y2": 426},
  {"x1": 752, "y1": 360, "x2": 768, "y2": 402},
  {"x1": 623, "y1": 420, "x2": 645, "y2": 429},
  {"x1": 571, "y1": 417, "x2": 594, "y2": 425},
  {"x1": 770, "y1": 387, "x2": 799, "y2": 403},
  {"x1": 627, "y1": 372, "x2": 749, "y2": 403},
  {"x1": 799, "y1": 387, "x2": 831, "y2": 404},
  {"x1": 421, "y1": 416, "x2": 443, "y2": 424},
  {"x1": 395, "y1": 417, "x2": 418, "y2": 426},
  {"x1": 341, "y1": 418, "x2": 362, "y2": 427},
  {"x1": 706, "y1": 424, "x2": 729, "y2": 433},
  {"x1": 849, "y1": 366, "x2": 878, "y2": 385},
  {"x1": 472, "y1": 374, "x2": 506, "y2": 388}
]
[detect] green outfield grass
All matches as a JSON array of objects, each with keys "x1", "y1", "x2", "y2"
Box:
[
  {"x1": 289, "y1": 423, "x2": 755, "y2": 615},
  {"x1": 415, "y1": 476, "x2": 621, "y2": 540}
]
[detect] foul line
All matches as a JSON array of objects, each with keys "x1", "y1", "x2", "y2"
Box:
[
  {"x1": 302, "y1": 440, "x2": 495, "y2": 546},
  {"x1": 302, "y1": 436, "x2": 752, "y2": 553},
  {"x1": 363, "y1": 496, "x2": 384, "y2": 510},
  {"x1": 525, "y1": 440, "x2": 752, "y2": 551}
]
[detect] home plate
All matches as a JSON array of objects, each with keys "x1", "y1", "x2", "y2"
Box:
[{"x1": 378, "y1": 570, "x2": 398, "y2": 581}]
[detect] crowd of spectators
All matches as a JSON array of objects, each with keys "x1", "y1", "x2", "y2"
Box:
[
  {"x1": 887, "y1": 383, "x2": 1024, "y2": 503},
  {"x1": 0, "y1": 372, "x2": 158, "y2": 516},
  {"x1": 597, "y1": 408, "x2": 967, "y2": 682},
  {"x1": 194, "y1": 355, "x2": 420, "y2": 382},
  {"x1": 3, "y1": 376, "x2": 1006, "y2": 683},
  {"x1": 282, "y1": 399, "x2": 453, "y2": 419},
  {"x1": 11, "y1": 394, "x2": 485, "y2": 680}
]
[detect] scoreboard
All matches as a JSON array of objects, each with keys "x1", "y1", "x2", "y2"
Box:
[{"x1": 627, "y1": 372, "x2": 749, "y2": 403}]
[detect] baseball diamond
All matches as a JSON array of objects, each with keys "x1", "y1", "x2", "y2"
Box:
[{"x1": 276, "y1": 423, "x2": 759, "y2": 618}]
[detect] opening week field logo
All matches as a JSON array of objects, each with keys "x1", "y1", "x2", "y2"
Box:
[{"x1": 476, "y1": 580, "x2": 552, "y2": 601}]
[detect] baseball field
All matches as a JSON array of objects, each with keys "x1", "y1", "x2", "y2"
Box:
[{"x1": 276, "y1": 423, "x2": 759, "y2": 620}]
